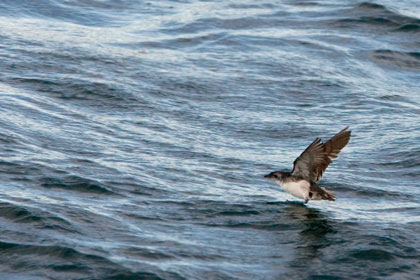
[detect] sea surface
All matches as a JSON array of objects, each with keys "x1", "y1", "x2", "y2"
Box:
[{"x1": 0, "y1": 0, "x2": 419, "y2": 279}]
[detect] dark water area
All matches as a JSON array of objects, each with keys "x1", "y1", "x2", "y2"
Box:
[{"x1": 0, "y1": 0, "x2": 419, "y2": 279}]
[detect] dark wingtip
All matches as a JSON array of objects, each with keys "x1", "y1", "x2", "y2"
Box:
[
  {"x1": 342, "y1": 126, "x2": 351, "y2": 133},
  {"x1": 335, "y1": 126, "x2": 351, "y2": 140},
  {"x1": 344, "y1": 126, "x2": 352, "y2": 139}
]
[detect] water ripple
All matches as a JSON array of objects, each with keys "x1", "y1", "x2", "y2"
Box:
[{"x1": 0, "y1": 0, "x2": 419, "y2": 279}]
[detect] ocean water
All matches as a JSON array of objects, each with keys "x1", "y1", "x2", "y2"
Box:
[{"x1": 0, "y1": 0, "x2": 419, "y2": 279}]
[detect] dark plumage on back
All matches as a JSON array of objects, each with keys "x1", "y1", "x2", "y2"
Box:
[{"x1": 291, "y1": 127, "x2": 351, "y2": 182}]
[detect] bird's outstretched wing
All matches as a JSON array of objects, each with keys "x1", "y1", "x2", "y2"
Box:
[{"x1": 291, "y1": 127, "x2": 351, "y2": 182}]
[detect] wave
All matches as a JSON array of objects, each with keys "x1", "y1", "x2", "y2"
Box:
[
  {"x1": 40, "y1": 175, "x2": 115, "y2": 194},
  {"x1": 0, "y1": 159, "x2": 117, "y2": 195},
  {"x1": 0, "y1": 0, "x2": 129, "y2": 27},
  {"x1": 369, "y1": 49, "x2": 420, "y2": 70},
  {"x1": 0, "y1": 241, "x2": 171, "y2": 279},
  {"x1": 331, "y1": 2, "x2": 420, "y2": 31},
  {"x1": 0, "y1": 201, "x2": 77, "y2": 234},
  {"x1": 395, "y1": 23, "x2": 420, "y2": 32},
  {"x1": 8, "y1": 76, "x2": 140, "y2": 108}
]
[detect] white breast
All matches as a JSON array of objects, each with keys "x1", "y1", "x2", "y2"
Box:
[{"x1": 277, "y1": 180, "x2": 310, "y2": 200}]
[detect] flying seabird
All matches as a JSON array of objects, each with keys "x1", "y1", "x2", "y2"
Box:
[{"x1": 264, "y1": 127, "x2": 351, "y2": 203}]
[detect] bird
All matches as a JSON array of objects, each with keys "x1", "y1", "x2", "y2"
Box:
[{"x1": 264, "y1": 127, "x2": 351, "y2": 203}]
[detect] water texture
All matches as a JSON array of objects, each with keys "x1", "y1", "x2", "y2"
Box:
[{"x1": 0, "y1": 0, "x2": 419, "y2": 279}]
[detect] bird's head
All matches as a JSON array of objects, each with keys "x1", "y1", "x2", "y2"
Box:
[{"x1": 264, "y1": 171, "x2": 286, "y2": 180}]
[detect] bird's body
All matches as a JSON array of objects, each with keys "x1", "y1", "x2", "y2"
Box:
[
  {"x1": 265, "y1": 127, "x2": 351, "y2": 203},
  {"x1": 279, "y1": 177, "x2": 310, "y2": 200}
]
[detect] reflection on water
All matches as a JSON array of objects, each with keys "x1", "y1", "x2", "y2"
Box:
[
  {"x1": 0, "y1": 0, "x2": 419, "y2": 279},
  {"x1": 287, "y1": 203, "x2": 335, "y2": 254},
  {"x1": 281, "y1": 203, "x2": 337, "y2": 278}
]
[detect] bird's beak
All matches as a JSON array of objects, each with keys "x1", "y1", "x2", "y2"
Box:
[{"x1": 264, "y1": 173, "x2": 272, "y2": 178}]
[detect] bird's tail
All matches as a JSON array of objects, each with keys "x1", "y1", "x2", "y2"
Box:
[
  {"x1": 310, "y1": 183, "x2": 336, "y2": 201},
  {"x1": 320, "y1": 187, "x2": 336, "y2": 201}
]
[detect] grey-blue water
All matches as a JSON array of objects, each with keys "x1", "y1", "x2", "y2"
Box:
[{"x1": 0, "y1": 0, "x2": 419, "y2": 279}]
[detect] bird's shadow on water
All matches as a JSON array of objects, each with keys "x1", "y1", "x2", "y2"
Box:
[
  {"x1": 272, "y1": 201, "x2": 342, "y2": 279},
  {"x1": 277, "y1": 201, "x2": 337, "y2": 258}
]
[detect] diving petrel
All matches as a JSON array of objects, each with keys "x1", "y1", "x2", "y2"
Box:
[{"x1": 264, "y1": 127, "x2": 351, "y2": 203}]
